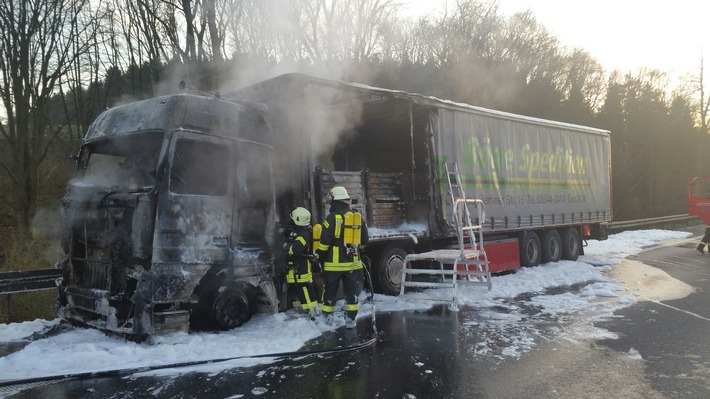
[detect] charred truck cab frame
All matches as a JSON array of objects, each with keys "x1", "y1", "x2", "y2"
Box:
[{"x1": 57, "y1": 94, "x2": 279, "y2": 337}]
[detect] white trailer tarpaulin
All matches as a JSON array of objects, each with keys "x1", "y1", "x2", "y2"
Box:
[{"x1": 435, "y1": 108, "x2": 612, "y2": 231}]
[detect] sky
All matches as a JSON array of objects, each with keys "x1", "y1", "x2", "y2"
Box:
[
  {"x1": 402, "y1": 0, "x2": 709, "y2": 84},
  {"x1": 0, "y1": 228, "x2": 697, "y2": 396}
]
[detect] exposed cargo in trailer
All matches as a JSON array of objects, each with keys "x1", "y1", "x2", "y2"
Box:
[{"x1": 231, "y1": 73, "x2": 612, "y2": 296}]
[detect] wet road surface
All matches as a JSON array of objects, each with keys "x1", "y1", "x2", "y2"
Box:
[{"x1": 3, "y1": 225, "x2": 710, "y2": 399}]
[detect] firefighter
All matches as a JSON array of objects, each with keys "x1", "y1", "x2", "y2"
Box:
[
  {"x1": 697, "y1": 225, "x2": 710, "y2": 254},
  {"x1": 317, "y1": 186, "x2": 369, "y2": 329},
  {"x1": 285, "y1": 207, "x2": 319, "y2": 319}
]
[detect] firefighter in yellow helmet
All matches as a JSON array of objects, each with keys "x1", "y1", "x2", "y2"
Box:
[
  {"x1": 285, "y1": 207, "x2": 319, "y2": 319},
  {"x1": 316, "y1": 186, "x2": 369, "y2": 329}
]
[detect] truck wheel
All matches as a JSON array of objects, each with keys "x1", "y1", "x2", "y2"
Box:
[
  {"x1": 561, "y1": 227, "x2": 581, "y2": 261},
  {"x1": 375, "y1": 245, "x2": 407, "y2": 296},
  {"x1": 207, "y1": 284, "x2": 254, "y2": 330},
  {"x1": 541, "y1": 229, "x2": 562, "y2": 264},
  {"x1": 520, "y1": 231, "x2": 541, "y2": 267}
]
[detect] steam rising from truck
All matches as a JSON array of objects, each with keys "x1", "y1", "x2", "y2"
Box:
[{"x1": 55, "y1": 74, "x2": 611, "y2": 339}]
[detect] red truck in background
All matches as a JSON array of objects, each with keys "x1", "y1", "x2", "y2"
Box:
[{"x1": 688, "y1": 177, "x2": 710, "y2": 224}]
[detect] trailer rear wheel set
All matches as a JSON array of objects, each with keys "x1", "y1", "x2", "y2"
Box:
[{"x1": 519, "y1": 227, "x2": 582, "y2": 268}]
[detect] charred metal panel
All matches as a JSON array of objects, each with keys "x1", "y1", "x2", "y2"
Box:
[
  {"x1": 153, "y1": 131, "x2": 232, "y2": 265},
  {"x1": 231, "y1": 246, "x2": 273, "y2": 276},
  {"x1": 63, "y1": 286, "x2": 111, "y2": 316},
  {"x1": 147, "y1": 263, "x2": 210, "y2": 303},
  {"x1": 84, "y1": 95, "x2": 267, "y2": 143},
  {"x1": 131, "y1": 196, "x2": 154, "y2": 258},
  {"x1": 153, "y1": 197, "x2": 231, "y2": 264}
]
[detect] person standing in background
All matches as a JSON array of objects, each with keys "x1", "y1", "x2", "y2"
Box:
[{"x1": 697, "y1": 225, "x2": 710, "y2": 254}]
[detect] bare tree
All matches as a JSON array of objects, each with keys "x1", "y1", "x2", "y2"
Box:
[
  {"x1": 690, "y1": 56, "x2": 710, "y2": 175},
  {"x1": 502, "y1": 11, "x2": 563, "y2": 86},
  {"x1": 0, "y1": 0, "x2": 92, "y2": 236},
  {"x1": 695, "y1": 57, "x2": 710, "y2": 134},
  {"x1": 294, "y1": 0, "x2": 399, "y2": 69},
  {"x1": 558, "y1": 49, "x2": 606, "y2": 124}
]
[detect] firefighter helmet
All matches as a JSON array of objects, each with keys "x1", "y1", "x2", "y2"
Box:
[
  {"x1": 290, "y1": 207, "x2": 311, "y2": 226},
  {"x1": 330, "y1": 186, "x2": 350, "y2": 201}
]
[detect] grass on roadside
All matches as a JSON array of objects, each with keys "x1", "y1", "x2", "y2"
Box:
[{"x1": 1, "y1": 232, "x2": 63, "y2": 324}]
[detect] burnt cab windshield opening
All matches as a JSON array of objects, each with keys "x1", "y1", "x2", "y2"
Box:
[{"x1": 81, "y1": 131, "x2": 164, "y2": 192}]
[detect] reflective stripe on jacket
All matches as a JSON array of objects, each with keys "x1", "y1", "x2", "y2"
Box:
[{"x1": 286, "y1": 229, "x2": 313, "y2": 283}]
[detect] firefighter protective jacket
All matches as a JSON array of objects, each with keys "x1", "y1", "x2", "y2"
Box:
[
  {"x1": 317, "y1": 200, "x2": 369, "y2": 272},
  {"x1": 286, "y1": 225, "x2": 313, "y2": 283}
]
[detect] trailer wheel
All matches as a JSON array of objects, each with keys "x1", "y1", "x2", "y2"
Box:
[
  {"x1": 375, "y1": 244, "x2": 407, "y2": 296},
  {"x1": 541, "y1": 229, "x2": 562, "y2": 264},
  {"x1": 520, "y1": 231, "x2": 541, "y2": 267},
  {"x1": 561, "y1": 227, "x2": 581, "y2": 261}
]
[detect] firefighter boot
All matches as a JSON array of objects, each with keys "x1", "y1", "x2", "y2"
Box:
[
  {"x1": 323, "y1": 313, "x2": 334, "y2": 326},
  {"x1": 345, "y1": 317, "x2": 356, "y2": 329},
  {"x1": 697, "y1": 244, "x2": 705, "y2": 254}
]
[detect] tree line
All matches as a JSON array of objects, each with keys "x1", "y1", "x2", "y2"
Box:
[{"x1": 1, "y1": 0, "x2": 709, "y2": 243}]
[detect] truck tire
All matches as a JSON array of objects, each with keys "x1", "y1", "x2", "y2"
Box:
[
  {"x1": 562, "y1": 227, "x2": 581, "y2": 261},
  {"x1": 207, "y1": 284, "x2": 255, "y2": 330},
  {"x1": 520, "y1": 231, "x2": 541, "y2": 267},
  {"x1": 375, "y1": 244, "x2": 407, "y2": 296},
  {"x1": 541, "y1": 229, "x2": 562, "y2": 264}
]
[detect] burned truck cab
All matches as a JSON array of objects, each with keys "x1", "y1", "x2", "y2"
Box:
[{"x1": 57, "y1": 94, "x2": 279, "y2": 338}]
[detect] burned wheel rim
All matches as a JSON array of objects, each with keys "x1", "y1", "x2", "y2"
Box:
[{"x1": 210, "y1": 287, "x2": 252, "y2": 330}]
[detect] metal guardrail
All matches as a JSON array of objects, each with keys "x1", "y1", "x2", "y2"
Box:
[
  {"x1": 607, "y1": 214, "x2": 702, "y2": 233},
  {"x1": 0, "y1": 269, "x2": 63, "y2": 295},
  {"x1": 0, "y1": 268, "x2": 63, "y2": 323}
]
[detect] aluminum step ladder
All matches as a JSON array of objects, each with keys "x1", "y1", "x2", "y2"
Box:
[
  {"x1": 398, "y1": 163, "x2": 491, "y2": 310},
  {"x1": 445, "y1": 163, "x2": 478, "y2": 253}
]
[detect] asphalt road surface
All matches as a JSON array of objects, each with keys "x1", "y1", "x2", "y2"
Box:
[{"x1": 3, "y1": 225, "x2": 709, "y2": 399}]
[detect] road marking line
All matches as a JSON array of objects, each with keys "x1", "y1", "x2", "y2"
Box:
[{"x1": 651, "y1": 301, "x2": 710, "y2": 322}]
